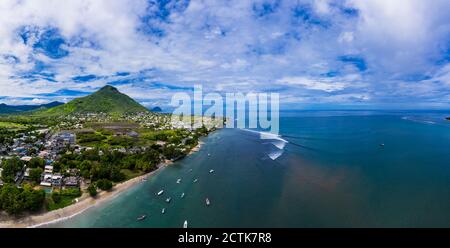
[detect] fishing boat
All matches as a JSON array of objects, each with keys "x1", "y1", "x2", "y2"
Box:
[
  {"x1": 206, "y1": 198, "x2": 210, "y2": 206},
  {"x1": 181, "y1": 192, "x2": 185, "y2": 198},
  {"x1": 137, "y1": 215, "x2": 146, "y2": 221},
  {"x1": 183, "y1": 220, "x2": 188, "y2": 228},
  {"x1": 162, "y1": 208, "x2": 165, "y2": 214},
  {"x1": 176, "y1": 178, "x2": 181, "y2": 184},
  {"x1": 166, "y1": 197, "x2": 172, "y2": 203},
  {"x1": 157, "y1": 190, "x2": 164, "y2": 196},
  {"x1": 193, "y1": 179, "x2": 198, "y2": 183},
  {"x1": 209, "y1": 169, "x2": 214, "y2": 173}
]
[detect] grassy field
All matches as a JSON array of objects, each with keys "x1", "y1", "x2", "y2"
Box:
[{"x1": 0, "y1": 121, "x2": 27, "y2": 130}]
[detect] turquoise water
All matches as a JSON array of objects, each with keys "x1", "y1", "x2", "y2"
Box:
[{"x1": 46, "y1": 111, "x2": 450, "y2": 227}]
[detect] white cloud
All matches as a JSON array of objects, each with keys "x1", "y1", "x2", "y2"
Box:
[{"x1": 0, "y1": 0, "x2": 448, "y2": 108}]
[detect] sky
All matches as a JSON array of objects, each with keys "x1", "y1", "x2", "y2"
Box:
[{"x1": 0, "y1": 0, "x2": 449, "y2": 109}]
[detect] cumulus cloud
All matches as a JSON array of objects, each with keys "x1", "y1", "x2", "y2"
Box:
[{"x1": 0, "y1": 0, "x2": 448, "y2": 108}]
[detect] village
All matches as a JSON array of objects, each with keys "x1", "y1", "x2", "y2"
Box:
[{"x1": 0, "y1": 111, "x2": 221, "y2": 195}]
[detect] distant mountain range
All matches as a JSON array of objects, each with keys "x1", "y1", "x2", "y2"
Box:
[
  {"x1": 0, "y1": 101, "x2": 63, "y2": 114},
  {"x1": 36, "y1": 85, "x2": 150, "y2": 116}
]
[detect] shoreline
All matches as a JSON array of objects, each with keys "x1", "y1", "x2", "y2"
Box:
[{"x1": 0, "y1": 141, "x2": 203, "y2": 228}]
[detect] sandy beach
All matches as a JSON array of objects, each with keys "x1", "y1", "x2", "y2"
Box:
[{"x1": 0, "y1": 142, "x2": 202, "y2": 228}]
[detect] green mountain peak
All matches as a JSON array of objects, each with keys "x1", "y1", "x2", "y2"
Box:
[{"x1": 38, "y1": 85, "x2": 149, "y2": 116}]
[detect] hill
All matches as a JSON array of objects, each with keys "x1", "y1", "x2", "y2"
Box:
[
  {"x1": 151, "y1": 106, "x2": 162, "y2": 112},
  {"x1": 0, "y1": 101, "x2": 63, "y2": 114},
  {"x1": 39, "y1": 85, "x2": 149, "y2": 116}
]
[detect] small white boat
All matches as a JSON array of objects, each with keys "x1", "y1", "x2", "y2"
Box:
[
  {"x1": 181, "y1": 193, "x2": 185, "y2": 198},
  {"x1": 162, "y1": 208, "x2": 165, "y2": 214},
  {"x1": 176, "y1": 178, "x2": 181, "y2": 184},
  {"x1": 193, "y1": 179, "x2": 198, "y2": 183},
  {"x1": 206, "y1": 198, "x2": 210, "y2": 206},
  {"x1": 189, "y1": 169, "x2": 193, "y2": 172},
  {"x1": 166, "y1": 197, "x2": 172, "y2": 203},
  {"x1": 209, "y1": 169, "x2": 214, "y2": 173},
  {"x1": 137, "y1": 215, "x2": 146, "y2": 221},
  {"x1": 157, "y1": 190, "x2": 164, "y2": 196},
  {"x1": 380, "y1": 143, "x2": 385, "y2": 147},
  {"x1": 208, "y1": 154, "x2": 211, "y2": 156},
  {"x1": 183, "y1": 220, "x2": 188, "y2": 228}
]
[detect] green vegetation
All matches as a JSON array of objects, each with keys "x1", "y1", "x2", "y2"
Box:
[
  {"x1": 96, "y1": 179, "x2": 113, "y2": 191},
  {"x1": 0, "y1": 184, "x2": 45, "y2": 214},
  {"x1": 46, "y1": 188, "x2": 82, "y2": 211},
  {"x1": 1, "y1": 157, "x2": 24, "y2": 183},
  {"x1": 36, "y1": 85, "x2": 149, "y2": 117},
  {"x1": 0, "y1": 121, "x2": 26, "y2": 129},
  {"x1": 87, "y1": 184, "x2": 97, "y2": 197}
]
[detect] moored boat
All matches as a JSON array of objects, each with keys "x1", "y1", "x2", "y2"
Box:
[{"x1": 137, "y1": 215, "x2": 146, "y2": 221}]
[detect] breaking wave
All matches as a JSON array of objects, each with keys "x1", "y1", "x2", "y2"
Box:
[{"x1": 241, "y1": 129, "x2": 288, "y2": 161}]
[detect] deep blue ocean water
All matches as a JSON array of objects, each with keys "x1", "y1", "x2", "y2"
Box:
[{"x1": 46, "y1": 111, "x2": 450, "y2": 227}]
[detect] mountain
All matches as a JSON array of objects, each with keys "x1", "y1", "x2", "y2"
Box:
[
  {"x1": 151, "y1": 106, "x2": 162, "y2": 112},
  {"x1": 0, "y1": 101, "x2": 63, "y2": 114},
  {"x1": 40, "y1": 85, "x2": 149, "y2": 116}
]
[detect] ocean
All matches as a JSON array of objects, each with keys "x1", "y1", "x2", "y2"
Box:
[{"x1": 45, "y1": 110, "x2": 450, "y2": 227}]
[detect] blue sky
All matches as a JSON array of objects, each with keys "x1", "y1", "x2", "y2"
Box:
[{"x1": 0, "y1": 0, "x2": 449, "y2": 109}]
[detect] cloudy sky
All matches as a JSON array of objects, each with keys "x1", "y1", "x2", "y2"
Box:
[{"x1": 0, "y1": 0, "x2": 449, "y2": 109}]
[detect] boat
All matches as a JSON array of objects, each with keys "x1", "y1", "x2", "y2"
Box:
[
  {"x1": 166, "y1": 197, "x2": 172, "y2": 203},
  {"x1": 208, "y1": 153, "x2": 211, "y2": 156},
  {"x1": 206, "y1": 198, "x2": 210, "y2": 206},
  {"x1": 181, "y1": 192, "x2": 185, "y2": 198},
  {"x1": 183, "y1": 220, "x2": 188, "y2": 228},
  {"x1": 137, "y1": 215, "x2": 146, "y2": 221},
  {"x1": 209, "y1": 169, "x2": 214, "y2": 173},
  {"x1": 380, "y1": 143, "x2": 385, "y2": 147},
  {"x1": 189, "y1": 169, "x2": 193, "y2": 172},
  {"x1": 157, "y1": 190, "x2": 164, "y2": 196},
  {"x1": 193, "y1": 179, "x2": 198, "y2": 183},
  {"x1": 162, "y1": 208, "x2": 165, "y2": 214},
  {"x1": 176, "y1": 178, "x2": 181, "y2": 184}
]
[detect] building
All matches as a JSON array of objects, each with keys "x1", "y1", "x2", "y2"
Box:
[
  {"x1": 40, "y1": 174, "x2": 53, "y2": 187},
  {"x1": 20, "y1": 156, "x2": 33, "y2": 162},
  {"x1": 24, "y1": 168, "x2": 31, "y2": 178},
  {"x1": 51, "y1": 174, "x2": 63, "y2": 187},
  {"x1": 44, "y1": 165, "x2": 53, "y2": 174},
  {"x1": 64, "y1": 176, "x2": 80, "y2": 188}
]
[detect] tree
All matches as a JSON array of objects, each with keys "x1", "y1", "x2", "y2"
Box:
[
  {"x1": 29, "y1": 168, "x2": 43, "y2": 183},
  {"x1": 1, "y1": 157, "x2": 23, "y2": 183},
  {"x1": 96, "y1": 179, "x2": 113, "y2": 191},
  {"x1": 51, "y1": 191, "x2": 62, "y2": 203},
  {"x1": 28, "y1": 157, "x2": 45, "y2": 169},
  {"x1": 87, "y1": 184, "x2": 97, "y2": 197}
]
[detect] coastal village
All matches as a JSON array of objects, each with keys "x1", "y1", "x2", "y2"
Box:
[{"x1": 0, "y1": 109, "x2": 221, "y2": 217}]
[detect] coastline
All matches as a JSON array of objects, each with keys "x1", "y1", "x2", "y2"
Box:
[{"x1": 0, "y1": 141, "x2": 203, "y2": 228}]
